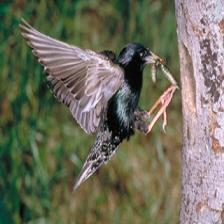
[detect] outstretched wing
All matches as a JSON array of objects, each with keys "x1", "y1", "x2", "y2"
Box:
[{"x1": 20, "y1": 19, "x2": 124, "y2": 134}]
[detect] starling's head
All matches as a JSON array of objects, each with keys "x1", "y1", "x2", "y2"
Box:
[{"x1": 118, "y1": 43, "x2": 164, "y2": 71}]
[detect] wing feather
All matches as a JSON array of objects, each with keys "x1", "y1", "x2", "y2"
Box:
[{"x1": 20, "y1": 19, "x2": 124, "y2": 134}]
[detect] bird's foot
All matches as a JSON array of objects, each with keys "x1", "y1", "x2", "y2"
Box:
[{"x1": 146, "y1": 85, "x2": 178, "y2": 134}]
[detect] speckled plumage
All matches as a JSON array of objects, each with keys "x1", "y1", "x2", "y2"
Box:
[{"x1": 20, "y1": 19, "x2": 158, "y2": 190}]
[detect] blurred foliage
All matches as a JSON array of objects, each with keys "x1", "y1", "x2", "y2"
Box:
[{"x1": 0, "y1": 0, "x2": 181, "y2": 223}]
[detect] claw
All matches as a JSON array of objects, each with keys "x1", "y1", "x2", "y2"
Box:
[{"x1": 146, "y1": 85, "x2": 177, "y2": 134}]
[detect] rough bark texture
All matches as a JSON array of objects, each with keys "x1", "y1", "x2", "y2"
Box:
[{"x1": 175, "y1": 1, "x2": 224, "y2": 223}]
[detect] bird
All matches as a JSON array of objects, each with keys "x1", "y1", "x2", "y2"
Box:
[{"x1": 19, "y1": 19, "x2": 177, "y2": 191}]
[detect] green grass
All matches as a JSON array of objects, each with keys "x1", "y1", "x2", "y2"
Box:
[{"x1": 0, "y1": 1, "x2": 181, "y2": 223}]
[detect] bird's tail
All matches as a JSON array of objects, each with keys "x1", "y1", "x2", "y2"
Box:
[
  {"x1": 73, "y1": 144, "x2": 108, "y2": 191},
  {"x1": 73, "y1": 130, "x2": 121, "y2": 191},
  {"x1": 73, "y1": 154, "x2": 104, "y2": 191}
]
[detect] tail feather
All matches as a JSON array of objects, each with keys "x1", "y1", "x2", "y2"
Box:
[
  {"x1": 73, "y1": 161, "x2": 94, "y2": 191},
  {"x1": 73, "y1": 128, "x2": 122, "y2": 191},
  {"x1": 73, "y1": 154, "x2": 104, "y2": 191}
]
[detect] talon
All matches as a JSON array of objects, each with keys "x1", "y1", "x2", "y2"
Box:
[{"x1": 146, "y1": 85, "x2": 177, "y2": 134}]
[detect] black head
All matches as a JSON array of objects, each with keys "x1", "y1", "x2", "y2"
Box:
[{"x1": 117, "y1": 43, "x2": 161, "y2": 71}]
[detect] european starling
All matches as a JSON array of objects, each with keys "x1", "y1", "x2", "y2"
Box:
[{"x1": 20, "y1": 19, "x2": 178, "y2": 190}]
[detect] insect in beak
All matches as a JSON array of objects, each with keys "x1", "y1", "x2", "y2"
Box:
[{"x1": 147, "y1": 52, "x2": 178, "y2": 87}]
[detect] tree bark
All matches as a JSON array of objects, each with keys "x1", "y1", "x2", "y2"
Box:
[{"x1": 175, "y1": 1, "x2": 224, "y2": 223}]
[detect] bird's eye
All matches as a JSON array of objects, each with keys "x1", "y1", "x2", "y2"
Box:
[{"x1": 140, "y1": 52, "x2": 144, "y2": 58}]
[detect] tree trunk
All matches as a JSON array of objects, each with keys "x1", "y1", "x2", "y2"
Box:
[{"x1": 175, "y1": 1, "x2": 224, "y2": 223}]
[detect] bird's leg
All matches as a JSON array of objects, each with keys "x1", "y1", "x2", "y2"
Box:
[{"x1": 146, "y1": 85, "x2": 177, "y2": 134}]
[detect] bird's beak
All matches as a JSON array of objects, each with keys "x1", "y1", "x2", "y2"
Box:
[{"x1": 144, "y1": 51, "x2": 165, "y2": 65}]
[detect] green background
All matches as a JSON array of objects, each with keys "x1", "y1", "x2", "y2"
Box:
[{"x1": 0, "y1": 0, "x2": 182, "y2": 223}]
